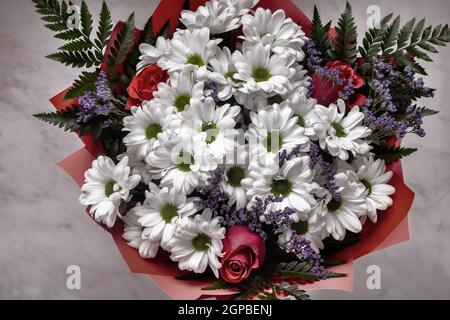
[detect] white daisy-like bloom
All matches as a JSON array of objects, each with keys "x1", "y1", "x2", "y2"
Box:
[
  {"x1": 221, "y1": 146, "x2": 250, "y2": 209},
  {"x1": 277, "y1": 205, "x2": 326, "y2": 253},
  {"x1": 122, "y1": 100, "x2": 180, "y2": 160},
  {"x1": 285, "y1": 91, "x2": 318, "y2": 137},
  {"x1": 146, "y1": 133, "x2": 217, "y2": 194},
  {"x1": 79, "y1": 156, "x2": 141, "y2": 228},
  {"x1": 180, "y1": 0, "x2": 259, "y2": 35},
  {"x1": 181, "y1": 97, "x2": 240, "y2": 159},
  {"x1": 241, "y1": 8, "x2": 306, "y2": 61},
  {"x1": 207, "y1": 47, "x2": 238, "y2": 101},
  {"x1": 154, "y1": 67, "x2": 204, "y2": 113},
  {"x1": 322, "y1": 170, "x2": 369, "y2": 240},
  {"x1": 352, "y1": 155, "x2": 395, "y2": 223},
  {"x1": 169, "y1": 209, "x2": 225, "y2": 277},
  {"x1": 138, "y1": 37, "x2": 171, "y2": 71},
  {"x1": 122, "y1": 207, "x2": 160, "y2": 259},
  {"x1": 118, "y1": 147, "x2": 154, "y2": 184},
  {"x1": 246, "y1": 103, "x2": 309, "y2": 157},
  {"x1": 232, "y1": 43, "x2": 295, "y2": 95},
  {"x1": 134, "y1": 186, "x2": 198, "y2": 250},
  {"x1": 157, "y1": 27, "x2": 221, "y2": 76},
  {"x1": 310, "y1": 99, "x2": 372, "y2": 161},
  {"x1": 243, "y1": 156, "x2": 320, "y2": 214}
]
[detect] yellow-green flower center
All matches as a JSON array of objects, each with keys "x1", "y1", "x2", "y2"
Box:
[
  {"x1": 226, "y1": 166, "x2": 245, "y2": 187},
  {"x1": 174, "y1": 93, "x2": 191, "y2": 112},
  {"x1": 160, "y1": 204, "x2": 179, "y2": 223},
  {"x1": 192, "y1": 233, "x2": 211, "y2": 251},
  {"x1": 332, "y1": 122, "x2": 346, "y2": 138},
  {"x1": 252, "y1": 66, "x2": 271, "y2": 82},
  {"x1": 146, "y1": 123, "x2": 162, "y2": 140},
  {"x1": 176, "y1": 151, "x2": 194, "y2": 172},
  {"x1": 201, "y1": 122, "x2": 217, "y2": 144},
  {"x1": 271, "y1": 179, "x2": 292, "y2": 197},
  {"x1": 292, "y1": 220, "x2": 309, "y2": 235},
  {"x1": 104, "y1": 180, "x2": 116, "y2": 197},
  {"x1": 361, "y1": 179, "x2": 372, "y2": 196},
  {"x1": 265, "y1": 130, "x2": 282, "y2": 152},
  {"x1": 297, "y1": 115, "x2": 305, "y2": 127},
  {"x1": 327, "y1": 199, "x2": 342, "y2": 212},
  {"x1": 186, "y1": 53, "x2": 204, "y2": 67}
]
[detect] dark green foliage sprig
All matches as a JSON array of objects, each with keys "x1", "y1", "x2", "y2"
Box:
[
  {"x1": 310, "y1": 6, "x2": 331, "y2": 58},
  {"x1": 34, "y1": 106, "x2": 80, "y2": 132},
  {"x1": 372, "y1": 142, "x2": 417, "y2": 164},
  {"x1": 276, "y1": 261, "x2": 344, "y2": 281},
  {"x1": 359, "y1": 14, "x2": 450, "y2": 74},
  {"x1": 32, "y1": 0, "x2": 113, "y2": 68},
  {"x1": 258, "y1": 282, "x2": 310, "y2": 300},
  {"x1": 328, "y1": 2, "x2": 358, "y2": 67}
]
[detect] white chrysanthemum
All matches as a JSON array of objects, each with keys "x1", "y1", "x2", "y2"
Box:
[
  {"x1": 246, "y1": 103, "x2": 309, "y2": 157},
  {"x1": 285, "y1": 91, "x2": 317, "y2": 137},
  {"x1": 157, "y1": 27, "x2": 220, "y2": 75},
  {"x1": 310, "y1": 99, "x2": 371, "y2": 160},
  {"x1": 181, "y1": 97, "x2": 240, "y2": 159},
  {"x1": 221, "y1": 146, "x2": 250, "y2": 209},
  {"x1": 243, "y1": 156, "x2": 320, "y2": 214},
  {"x1": 138, "y1": 37, "x2": 171, "y2": 71},
  {"x1": 79, "y1": 156, "x2": 141, "y2": 228},
  {"x1": 146, "y1": 133, "x2": 217, "y2": 194},
  {"x1": 134, "y1": 186, "x2": 198, "y2": 250},
  {"x1": 154, "y1": 67, "x2": 204, "y2": 113},
  {"x1": 169, "y1": 209, "x2": 225, "y2": 277},
  {"x1": 352, "y1": 155, "x2": 395, "y2": 223},
  {"x1": 322, "y1": 170, "x2": 368, "y2": 240},
  {"x1": 278, "y1": 205, "x2": 325, "y2": 253},
  {"x1": 122, "y1": 100, "x2": 180, "y2": 159},
  {"x1": 119, "y1": 147, "x2": 154, "y2": 184},
  {"x1": 122, "y1": 208, "x2": 160, "y2": 259},
  {"x1": 232, "y1": 43, "x2": 295, "y2": 95},
  {"x1": 207, "y1": 47, "x2": 238, "y2": 100},
  {"x1": 241, "y1": 8, "x2": 306, "y2": 61},
  {"x1": 180, "y1": 0, "x2": 259, "y2": 34}
]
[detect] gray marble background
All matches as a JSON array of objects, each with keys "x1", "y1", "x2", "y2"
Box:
[{"x1": 1, "y1": 0, "x2": 450, "y2": 300}]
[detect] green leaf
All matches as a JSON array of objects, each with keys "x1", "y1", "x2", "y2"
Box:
[
  {"x1": 274, "y1": 282, "x2": 310, "y2": 300},
  {"x1": 359, "y1": 13, "x2": 393, "y2": 59},
  {"x1": 34, "y1": 107, "x2": 80, "y2": 132},
  {"x1": 328, "y1": 2, "x2": 358, "y2": 67},
  {"x1": 202, "y1": 280, "x2": 230, "y2": 291},
  {"x1": 58, "y1": 38, "x2": 93, "y2": 52},
  {"x1": 97, "y1": 1, "x2": 113, "y2": 49},
  {"x1": 65, "y1": 71, "x2": 98, "y2": 99},
  {"x1": 372, "y1": 142, "x2": 417, "y2": 164},
  {"x1": 416, "y1": 106, "x2": 439, "y2": 117},
  {"x1": 46, "y1": 50, "x2": 98, "y2": 68},
  {"x1": 310, "y1": 6, "x2": 331, "y2": 56},
  {"x1": 80, "y1": 1, "x2": 93, "y2": 37},
  {"x1": 381, "y1": 16, "x2": 401, "y2": 54},
  {"x1": 106, "y1": 13, "x2": 136, "y2": 69},
  {"x1": 397, "y1": 18, "x2": 416, "y2": 50}
]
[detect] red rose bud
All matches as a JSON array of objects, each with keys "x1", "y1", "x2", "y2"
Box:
[
  {"x1": 312, "y1": 60, "x2": 364, "y2": 107},
  {"x1": 219, "y1": 225, "x2": 265, "y2": 284},
  {"x1": 126, "y1": 65, "x2": 168, "y2": 109}
]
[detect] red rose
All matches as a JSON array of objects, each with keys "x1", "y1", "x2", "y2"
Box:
[
  {"x1": 312, "y1": 60, "x2": 365, "y2": 107},
  {"x1": 126, "y1": 65, "x2": 168, "y2": 109},
  {"x1": 219, "y1": 225, "x2": 265, "y2": 284}
]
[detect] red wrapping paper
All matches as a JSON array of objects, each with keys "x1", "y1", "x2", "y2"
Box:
[{"x1": 52, "y1": 0, "x2": 414, "y2": 299}]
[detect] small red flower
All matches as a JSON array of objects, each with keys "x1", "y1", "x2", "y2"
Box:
[
  {"x1": 312, "y1": 60, "x2": 365, "y2": 108},
  {"x1": 219, "y1": 225, "x2": 266, "y2": 284},
  {"x1": 126, "y1": 65, "x2": 168, "y2": 109}
]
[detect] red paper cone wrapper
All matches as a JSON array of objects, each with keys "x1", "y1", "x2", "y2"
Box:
[{"x1": 51, "y1": 0, "x2": 415, "y2": 299}]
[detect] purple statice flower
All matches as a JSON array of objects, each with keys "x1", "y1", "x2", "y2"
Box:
[
  {"x1": 278, "y1": 145, "x2": 302, "y2": 166},
  {"x1": 309, "y1": 143, "x2": 340, "y2": 200},
  {"x1": 339, "y1": 79, "x2": 355, "y2": 100},
  {"x1": 76, "y1": 71, "x2": 113, "y2": 124},
  {"x1": 305, "y1": 40, "x2": 323, "y2": 71},
  {"x1": 203, "y1": 81, "x2": 219, "y2": 101},
  {"x1": 195, "y1": 166, "x2": 229, "y2": 214},
  {"x1": 285, "y1": 234, "x2": 326, "y2": 278},
  {"x1": 262, "y1": 206, "x2": 297, "y2": 233}
]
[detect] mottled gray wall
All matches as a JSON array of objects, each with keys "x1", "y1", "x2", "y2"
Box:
[{"x1": 1, "y1": 0, "x2": 449, "y2": 299}]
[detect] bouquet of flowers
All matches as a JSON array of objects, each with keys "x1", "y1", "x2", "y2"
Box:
[{"x1": 34, "y1": 0, "x2": 449, "y2": 300}]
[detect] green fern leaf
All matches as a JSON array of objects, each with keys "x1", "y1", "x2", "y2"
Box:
[
  {"x1": 34, "y1": 107, "x2": 80, "y2": 132},
  {"x1": 65, "y1": 71, "x2": 98, "y2": 99},
  {"x1": 96, "y1": 1, "x2": 113, "y2": 49},
  {"x1": 382, "y1": 16, "x2": 401, "y2": 54},
  {"x1": 372, "y1": 143, "x2": 417, "y2": 164},
  {"x1": 80, "y1": 1, "x2": 93, "y2": 37}
]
